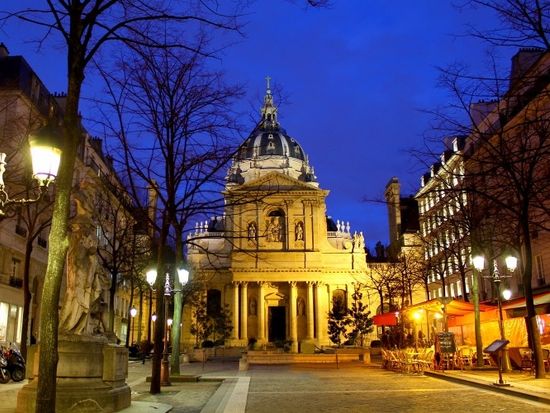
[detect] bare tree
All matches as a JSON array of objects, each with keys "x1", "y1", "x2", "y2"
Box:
[
  {"x1": 0, "y1": 2, "x2": 245, "y2": 410},
  {"x1": 96, "y1": 39, "x2": 243, "y2": 389},
  {"x1": 464, "y1": 0, "x2": 550, "y2": 49}
]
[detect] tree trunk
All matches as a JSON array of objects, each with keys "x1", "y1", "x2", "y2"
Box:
[
  {"x1": 150, "y1": 218, "x2": 169, "y2": 394},
  {"x1": 109, "y1": 271, "x2": 118, "y2": 333},
  {"x1": 170, "y1": 230, "x2": 184, "y2": 375},
  {"x1": 472, "y1": 267, "x2": 484, "y2": 368},
  {"x1": 21, "y1": 236, "x2": 34, "y2": 361},
  {"x1": 35, "y1": 60, "x2": 83, "y2": 412},
  {"x1": 126, "y1": 280, "x2": 135, "y2": 348},
  {"x1": 521, "y1": 219, "x2": 546, "y2": 378}
]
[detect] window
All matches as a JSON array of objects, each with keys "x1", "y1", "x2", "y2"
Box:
[
  {"x1": 207, "y1": 289, "x2": 222, "y2": 316},
  {"x1": 536, "y1": 255, "x2": 545, "y2": 280}
]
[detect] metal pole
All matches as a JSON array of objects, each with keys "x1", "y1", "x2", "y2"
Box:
[
  {"x1": 495, "y1": 278, "x2": 512, "y2": 372},
  {"x1": 161, "y1": 273, "x2": 171, "y2": 386}
]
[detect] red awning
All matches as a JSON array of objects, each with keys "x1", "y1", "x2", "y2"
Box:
[{"x1": 373, "y1": 312, "x2": 398, "y2": 326}]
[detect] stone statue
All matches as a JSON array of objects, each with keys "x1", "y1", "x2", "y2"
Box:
[
  {"x1": 295, "y1": 221, "x2": 304, "y2": 241},
  {"x1": 248, "y1": 222, "x2": 257, "y2": 241},
  {"x1": 266, "y1": 217, "x2": 282, "y2": 242},
  {"x1": 59, "y1": 197, "x2": 108, "y2": 336}
]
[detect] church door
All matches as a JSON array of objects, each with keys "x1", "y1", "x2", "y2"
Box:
[{"x1": 268, "y1": 306, "x2": 286, "y2": 342}]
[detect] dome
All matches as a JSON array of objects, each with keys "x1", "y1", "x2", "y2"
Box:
[{"x1": 227, "y1": 79, "x2": 317, "y2": 186}]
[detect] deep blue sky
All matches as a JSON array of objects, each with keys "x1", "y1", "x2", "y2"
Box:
[{"x1": 1, "y1": 1, "x2": 508, "y2": 251}]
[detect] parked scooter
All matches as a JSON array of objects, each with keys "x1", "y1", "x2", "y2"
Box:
[
  {"x1": 0, "y1": 352, "x2": 9, "y2": 384},
  {"x1": 3, "y1": 344, "x2": 25, "y2": 382}
]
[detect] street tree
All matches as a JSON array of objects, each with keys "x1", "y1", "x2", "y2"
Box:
[
  {"x1": 346, "y1": 284, "x2": 373, "y2": 347},
  {"x1": 0, "y1": 1, "x2": 245, "y2": 409}
]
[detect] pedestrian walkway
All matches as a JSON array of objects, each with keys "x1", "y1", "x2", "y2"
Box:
[
  {"x1": 1, "y1": 359, "x2": 549, "y2": 412},
  {"x1": 424, "y1": 368, "x2": 550, "y2": 405}
]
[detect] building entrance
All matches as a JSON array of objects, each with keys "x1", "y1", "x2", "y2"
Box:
[{"x1": 268, "y1": 306, "x2": 286, "y2": 342}]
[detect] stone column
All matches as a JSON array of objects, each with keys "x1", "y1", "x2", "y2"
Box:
[
  {"x1": 289, "y1": 281, "x2": 298, "y2": 352},
  {"x1": 315, "y1": 282, "x2": 326, "y2": 343},
  {"x1": 306, "y1": 281, "x2": 314, "y2": 340},
  {"x1": 258, "y1": 282, "x2": 266, "y2": 342},
  {"x1": 240, "y1": 282, "x2": 248, "y2": 341},
  {"x1": 231, "y1": 282, "x2": 239, "y2": 341}
]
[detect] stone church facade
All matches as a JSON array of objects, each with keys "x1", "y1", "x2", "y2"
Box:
[{"x1": 184, "y1": 84, "x2": 374, "y2": 351}]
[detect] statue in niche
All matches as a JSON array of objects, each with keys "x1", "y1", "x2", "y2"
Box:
[
  {"x1": 249, "y1": 297, "x2": 257, "y2": 316},
  {"x1": 295, "y1": 221, "x2": 304, "y2": 241},
  {"x1": 266, "y1": 217, "x2": 282, "y2": 242},
  {"x1": 297, "y1": 297, "x2": 305, "y2": 316},
  {"x1": 59, "y1": 196, "x2": 109, "y2": 336},
  {"x1": 247, "y1": 222, "x2": 257, "y2": 241}
]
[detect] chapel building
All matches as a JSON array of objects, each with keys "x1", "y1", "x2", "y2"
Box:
[{"x1": 184, "y1": 83, "x2": 374, "y2": 351}]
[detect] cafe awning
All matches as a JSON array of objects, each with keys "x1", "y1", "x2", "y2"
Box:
[
  {"x1": 373, "y1": 312, "x2": 398, "y2": 326},
  {"x1": 502, "y1": 291, "x2": 550, "y2": 310},
  {"x1": 402, "y1": 298, "x2": 494, "y2": 317}
]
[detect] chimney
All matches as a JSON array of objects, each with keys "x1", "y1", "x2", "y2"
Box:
[{"x1": 0, "y1": 43, "x2": 9, "y2": 58}]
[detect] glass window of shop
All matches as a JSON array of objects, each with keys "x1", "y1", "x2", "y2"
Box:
[{"x1": 0, "y1": 302, "x2": 22, "y2": 344}]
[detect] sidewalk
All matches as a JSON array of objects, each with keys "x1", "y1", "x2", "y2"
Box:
[{"x1": 423, "y1": 368, "x2": 550, "y2": 405}]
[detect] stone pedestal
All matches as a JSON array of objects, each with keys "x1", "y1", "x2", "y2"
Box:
[{"x1": 17, "y1": 337, "x2": 130, "y2": 413}]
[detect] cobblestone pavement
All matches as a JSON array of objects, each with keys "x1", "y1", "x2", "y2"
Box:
[{"x1": 244, "y1": 364, "x2": 550, "y2": 413}]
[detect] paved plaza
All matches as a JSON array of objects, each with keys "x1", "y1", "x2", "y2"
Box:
[{"x1": 0, "y1": 360, "x2": 549, "y2": 412}]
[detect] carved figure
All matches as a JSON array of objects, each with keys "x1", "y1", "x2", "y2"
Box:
[
  {"x1": 249, "y1": 298, "x2": 257, "y2": 316},
  {"x1": 59, "y1": 196, "x2": 108, "y2": 336},
  {"x1": 297, "y1": 297, "x2": 305, "y2": 316},
  {"x1": 295, "y1": 221, "x2": 304, "y2": 241},
  {"x1": 248, "y1": 222, "x2": 257, "y2": 240},
  {"x1": 266, "y1": 217, "x2": 282, "y2": 242}
]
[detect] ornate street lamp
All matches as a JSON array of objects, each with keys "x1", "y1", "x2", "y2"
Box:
[
  {"x1": 146, "y1": 267, "x2": 189, "y2": 386},
  {"x1": 0, "y1": 122, "x2": 62, "y2": 216},
  {"x1": 130, "y1": 307, "x2": 137, "y2": 346},
  {"x1": 476, "y1": 254, "x2": 516, "y2": 377}
]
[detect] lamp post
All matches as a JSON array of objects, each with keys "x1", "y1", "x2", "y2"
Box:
[
  {"x1": 146, "y1": 267, "x2": 189, "y2": 386},
  {"x1": 492, "y1": 256, "x2": 516, "y2": 373},
  {"x1": 130, "y1": 307, "x2": 137, "y2": 346},
  {"x1": 472, "y1": 255, "x2": 485, "y2": 368},
  {"x1": 0, "y1": 122, "x2": 62, "y2": 216}
]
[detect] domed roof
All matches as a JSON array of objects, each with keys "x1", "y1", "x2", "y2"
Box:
[
  {"x1": 237, "y1": 87, "x2": 306, "y2": 161},
  {"x1": 227, "y1": 79, "x2": 317, "y2": 186}
]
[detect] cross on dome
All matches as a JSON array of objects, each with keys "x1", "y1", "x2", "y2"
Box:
[{"x1": 261, "y1": 75, "x2": 277, "y2": 126}]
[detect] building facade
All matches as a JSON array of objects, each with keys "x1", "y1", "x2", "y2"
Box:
[{"x1": 185, "y1": 85, "x2": 374, "y2": 351}]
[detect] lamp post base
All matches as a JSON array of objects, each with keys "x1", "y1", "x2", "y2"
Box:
[
  {"x1": 161, "y1": 355, "x2": 171, "y2": 386},
  {"x1": 493, "y1": 382, "x2": 511, "y2": 387}
]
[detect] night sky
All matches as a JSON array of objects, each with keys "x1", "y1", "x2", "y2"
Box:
[{"x1": 1, "y1": 1, "x2": 509, "y2": 251}]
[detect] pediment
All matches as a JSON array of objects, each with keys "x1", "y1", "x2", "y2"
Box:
[{"x1": 229, "y1": 171, "x2": 325, "y2": 194}]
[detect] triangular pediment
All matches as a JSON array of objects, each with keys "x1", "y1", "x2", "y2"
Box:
[{"x1": 228, "y1": 171, "x2": 327, "y2": 194}]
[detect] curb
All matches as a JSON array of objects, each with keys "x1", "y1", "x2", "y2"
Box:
[{"x1": 424, "y1": 371, "x2": 550, "y2": 406}]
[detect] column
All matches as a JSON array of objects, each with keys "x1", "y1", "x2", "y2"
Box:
[
  {"x1": 306, "y1": 281, "x2": 314, "y2": 340},
  {"x1": 289, "y1": 281, "x2": 298, "y2": 352},
  {"x1": 231, "y1": 282, "x2": 239, "y2": 341},
  {"x1": 258, "y1": 282, "x2": 266, "y2": 341},
  {"x1": 315, "y1": 283, "x2": 326, "y2": 343},
  {"x1": 240, "y1": 282, "x2": 248, "y2": 341}
]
